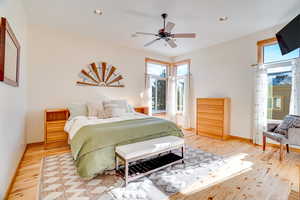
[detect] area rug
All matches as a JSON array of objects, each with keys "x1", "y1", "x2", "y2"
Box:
[{"x1": 39, "y1": 146, "x2": 252, "y2": 200}]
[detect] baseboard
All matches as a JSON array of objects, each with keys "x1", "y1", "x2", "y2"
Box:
[
  {"x1": 4, "y1": 143, "x2": 28, "y2": 200},
  {"x1": 228, "y1": 135, "x2": 253, "y2": 143},
  {"x1": 27, "y1": 141, "x2": 44, "y2": 147}
]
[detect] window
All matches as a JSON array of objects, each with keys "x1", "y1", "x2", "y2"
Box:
[
  {"x1": 273, "y1": 96, "x2": 282, "y2": 111},
  {"x1": 258, "y1": 38, "x2": 298, "y2": 120},
  {"x1": 147, "y1": 62, "x2": 167, "y2": 77},
  {"x1": 146, "y1": 59, "x2": 168, "y2": 113},
  {"x1": 151, "y1": 78, "x2": 167, "y2": 112},
  {"x1": 267, "y1": 68, "x2": 292, "y2": 120},
  {"x1": 264, "y1": 43, "x2": 299, "y2": 63},
  {"x1": 176, "y1": 79, "x2": 184, "y2": 112},
  {"x1": 145, "y1": 58, "x2": 190, "y2": 116},
  {"x1": 174, "y1": 61, "x2": 190, "y2": 113}
]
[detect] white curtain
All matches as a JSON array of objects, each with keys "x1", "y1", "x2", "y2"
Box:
[
  {"x1": 144, "y1": 75, "x2": 152, "y2": 116},
  {"x1": 182, "y1": 74, "x2": 191, "y2": 129},
  {"x1": 166, "y1": 68, "x2": 177, "y2": 122},
  {"x1": 253, "y1": 64, "x2": 268, "y2": 144},
  {"x1": 290, "y1": 58, "x2": 300, "y2": 115}
]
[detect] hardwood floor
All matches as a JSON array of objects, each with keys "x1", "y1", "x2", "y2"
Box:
[{"x1": 6, "y1": 131, "x2": 300, "y2": 200}]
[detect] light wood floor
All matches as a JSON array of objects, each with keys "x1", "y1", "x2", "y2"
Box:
[{"x1": 7, "y1": 131, "x2": 300, "y2": 200}]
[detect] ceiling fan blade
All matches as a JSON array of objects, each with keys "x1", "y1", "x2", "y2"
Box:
[
  {"x1": 165, "y1": 22, "x2": 175, "y2": 33},
  {"x1": 171, "y1": 33, "x2": 196, "y2": 38},
  {"x1": 136, "y1": 32, "x2": 158, "y2": 36},
  {"x1": 165, "y1": 38, "x2": 177, "y2": 48},
  {"x1": 144, "y1": 38, "x2": 161, "y2": 47}
]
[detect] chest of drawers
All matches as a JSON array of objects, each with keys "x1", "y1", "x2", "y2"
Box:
[{"x1": 196, "y1": 98, "x2": 230, "y2": 140}]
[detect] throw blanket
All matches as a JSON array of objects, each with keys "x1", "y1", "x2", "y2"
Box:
[{"x1": 71, "y1": 117, "x2": 183, "y2": 178}]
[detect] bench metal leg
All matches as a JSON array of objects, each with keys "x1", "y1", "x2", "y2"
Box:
[
  {"x1": 125, "y1": 160, "x2": 129, "y2": 186},
  {"x1": 286, "y1": 144, "x2": 290, "y2": 153},
  {"x1": 181, "y1": 146, "x2": 184, "y2": 164}
]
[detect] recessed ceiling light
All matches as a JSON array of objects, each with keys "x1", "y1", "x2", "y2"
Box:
[
  {"x1": 219, "y1": 16, "x2": 228, "y2": 22},
  {"x1": 94, "y1": 9, "x2": 103, "y2": 15},
  {"x1": 131, "y1": 34, "x2": 138, "y2": 38}
]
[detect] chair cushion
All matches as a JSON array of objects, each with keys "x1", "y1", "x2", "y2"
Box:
[
  {"x1": 288, "y1": 128, "x2": 300, "y2": 145},
  {"x1": 274, "y1": 115, "x2": 300, "y2": 136},
  {"x1": 116, "y1": 136, "x2": 184, "y2": 160},
  {"x1": 263, "y1": 131, "x2": 289, "y2": 144}
]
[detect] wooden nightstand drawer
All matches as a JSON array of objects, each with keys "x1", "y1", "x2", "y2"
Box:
[
  {"x1": 47, "y1": 131, "x2": 68, "y2": 143},
  {"x1": 46, "y1": 120, "x2": 66, "y2": 132}
]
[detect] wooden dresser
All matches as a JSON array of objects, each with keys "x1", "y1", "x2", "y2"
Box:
[
  {"x1": 44, "y1": 109, "x2": 69, "y2": 149},
  {"x1": 196, "y1": 98, "x2": 230, "y2": 140}
]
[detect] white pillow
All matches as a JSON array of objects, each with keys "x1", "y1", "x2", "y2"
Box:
[
  {"x1": 104, "y1": 105, "x2": 126, "y2": 118},
  {"x1": 87, "y1": 101, "x2": 104, "y2": 117},
  {"x1": 103, "y1": 100, "x2": 129, "y2": 111},
  {"x1": 68, "y1": 103, "x2": 88, "y2": 119},
  {"x1": 103, "y1": 100, "x2": 129, "y2": 118}
]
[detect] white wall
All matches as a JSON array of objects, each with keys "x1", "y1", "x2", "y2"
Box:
[
  {"x1": 26, "y1": 24, "x2": 171, "y2": 143},
  {"x1": 174, "y1": 25, "x2": 284, "y2": 139},
  {"x1": 0, "y1": 0, "x2": 28, "y2": 198}
]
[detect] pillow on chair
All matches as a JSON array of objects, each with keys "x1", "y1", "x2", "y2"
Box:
[{"x1": 274, "y1": 115, "x2": 300, "y2": 135}]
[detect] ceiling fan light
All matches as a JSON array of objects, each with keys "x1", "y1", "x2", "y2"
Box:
[
  {"x1": 94, "y1": 9, "x2": 103, "y2": 15},
  {"x1": 219, "y1": 16, "x2": 228, "y2": 22}
]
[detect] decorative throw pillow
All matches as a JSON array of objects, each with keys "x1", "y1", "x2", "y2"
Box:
[
  {"x1": 274, "y1": 115, "x2": 300, "y2": 135},
  {"x1": 103, "y1": 100, "x2": 129, "y2": 118},
  {"x1": 68, "y1": 103, "x2": 88, "y2": 119},
  {"x1": 105, "y1": 107, "x2": 126, "y2": 118},
  {"x1": 107, "y1": 100, "x2": 130, "y2": 112},
  {"x1": 87, "y1": 101, "x2": 104, "y2": 117}
]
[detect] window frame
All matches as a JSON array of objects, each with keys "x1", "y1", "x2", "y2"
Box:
[
  {"x1": 145, "y1": 58, "x2": 171, "y2": 114},
  {"x1": 144, "y1": 58, "x2": 191, "y2": 115},
  {"x1": 257, "y1": 38, "x2": 295, "y2": 121},
  {"x1": 257, "y1": 37, "x2": 300, "y2": 65},
  {"x1": 173, "y1": 59, "x2": 191, "y2": 114},
  {"x1": 257, "y1": 37, "x2": 278, "y2": 65}
]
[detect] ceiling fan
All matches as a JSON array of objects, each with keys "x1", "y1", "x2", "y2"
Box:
[{"x1": 135, "y1": 13, "x2": 196, "y2": 48}]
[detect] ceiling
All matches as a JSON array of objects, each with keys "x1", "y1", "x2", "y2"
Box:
[{"x1": 24, "y1": 0, "x2": 300, "y2": 57}]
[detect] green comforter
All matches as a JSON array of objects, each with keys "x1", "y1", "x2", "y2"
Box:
[{"x1": 71, "y1": 117, "x2": 183, "y2": 178}]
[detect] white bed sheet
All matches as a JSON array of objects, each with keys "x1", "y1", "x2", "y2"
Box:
[{"x1": 64, "y1": 113, "x2": 150, "y2": 140}]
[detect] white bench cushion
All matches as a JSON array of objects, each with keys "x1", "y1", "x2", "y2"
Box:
[{"x1": 116, "y1": 136, "x2": 184, "y2": 160}]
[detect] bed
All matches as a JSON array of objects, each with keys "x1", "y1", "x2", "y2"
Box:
[{"x1": 64, "y1": 112, "x2": 184, "y2": 178}]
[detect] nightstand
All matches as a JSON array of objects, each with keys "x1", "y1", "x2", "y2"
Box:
[
  {"x1": 44, "y1": 109, "x2": 69, "y2": 149},
  {"x1": 134, "y1": 106, "x2": 149, "y2": 115}
]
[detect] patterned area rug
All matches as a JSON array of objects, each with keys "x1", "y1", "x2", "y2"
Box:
[{"x1": 39, "y1": 147, "x2": 252, "y2": 200}]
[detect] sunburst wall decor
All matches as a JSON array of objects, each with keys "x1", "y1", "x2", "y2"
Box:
[{"x1": 76, "y1": 62, "x2": 124, "y2": 88}]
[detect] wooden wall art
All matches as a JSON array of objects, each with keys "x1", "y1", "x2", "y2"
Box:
[
  {"x1": 76, "y1": 62, "x2": 124, "y2": 87},
  {"x1": 0, "y1": 17, "x2": 21, "y2": 87}
]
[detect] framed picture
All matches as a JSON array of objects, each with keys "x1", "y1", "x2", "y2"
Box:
[{"x1": 0, "y1": 17, "x2": 20, "y2": 87}]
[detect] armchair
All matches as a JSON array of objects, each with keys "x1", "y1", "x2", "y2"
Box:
[{"x1": 263, "y1": 118, "x2": 300, "y2": 161}]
